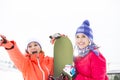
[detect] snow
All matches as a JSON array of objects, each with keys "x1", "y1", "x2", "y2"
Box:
[{"x1": 0, "y1": 70, "x2": 24, "y2": 80}]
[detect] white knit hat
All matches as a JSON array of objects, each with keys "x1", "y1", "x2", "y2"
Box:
[{"x1": 25, "y1": 37, "x2": 42, "y2": 50}]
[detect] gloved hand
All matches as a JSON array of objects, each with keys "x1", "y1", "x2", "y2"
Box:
[
  {"x1": 63, "y1": 64, "x2": 76, "y2": 77},
  {"x1": 49, "y1": 33, "x2": 66, "y2": 44},
  {"x1": 0, "y1": 34, "x2": 14, "y2": 50},
  {"x1": 0, "y1": 34, "x2": 7, "y2": 46}
]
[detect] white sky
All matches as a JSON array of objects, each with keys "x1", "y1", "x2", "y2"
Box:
[{"x1": 0, "y1": 0, "x2": 120, "y2": 79}]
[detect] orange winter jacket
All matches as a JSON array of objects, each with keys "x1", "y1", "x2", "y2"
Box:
[{"x1": 6, "y1": 41, "x2": 53, "y2": 80}]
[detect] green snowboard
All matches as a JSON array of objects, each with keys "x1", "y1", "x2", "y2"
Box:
[{"x1": 53, "y1": 35, "x2": 73, "y2": 80}]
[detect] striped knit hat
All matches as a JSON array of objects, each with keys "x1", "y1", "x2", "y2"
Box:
[{"x1": 75, "y1": 20, "x2": 93, "y2": 41}]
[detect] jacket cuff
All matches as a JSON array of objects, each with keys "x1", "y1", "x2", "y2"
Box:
[{"x1": 4, "y1": 41, "x2": 14, "y2": 50}]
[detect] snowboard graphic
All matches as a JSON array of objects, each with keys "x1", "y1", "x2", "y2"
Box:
[{"x1": 49, "y1": 33, "x2": 73, "y2": 80}]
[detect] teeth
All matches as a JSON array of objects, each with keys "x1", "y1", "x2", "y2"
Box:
[{"x1": 0, "y1": 37, "x2": 2, "y2": 41}]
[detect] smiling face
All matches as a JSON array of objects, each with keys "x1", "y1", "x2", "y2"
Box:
[
  {"x1": 27, "y1": 42, "x2": 42, "y2": 54},
  {"x1": 75, "y1": 33, "x2": 90, "y2": 49}
]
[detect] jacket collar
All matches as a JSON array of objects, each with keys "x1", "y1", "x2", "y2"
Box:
[{"x1": 25, "y1": 52, "x2": 45, "y2": 63}]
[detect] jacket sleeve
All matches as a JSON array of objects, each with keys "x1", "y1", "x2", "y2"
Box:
[
  {"x1": 90, "y1": 53, "x2": 107, "y2": 80},
  {"x1": 6, "y1": 41, "x2": 28, "y2": 73},
  {"x1": 75, "y1": 53, "x2": 107, "y2": 80}
]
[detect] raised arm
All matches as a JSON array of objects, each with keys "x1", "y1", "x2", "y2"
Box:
[{"x1": 0, "y1": 34, "x2": 28, "y2": 72}]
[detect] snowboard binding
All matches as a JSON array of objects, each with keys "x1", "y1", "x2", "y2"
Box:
[{"x1": 48, "y1": 73, "x2": 69, "y2": 80}]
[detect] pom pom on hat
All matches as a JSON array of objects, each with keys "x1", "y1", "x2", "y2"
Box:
[
  {"x1": 75, "y1": 20, "x2": 93, "y2": 41},
  {"x1": 25, "y1": 38, "x2": 42, "y2": 50}
]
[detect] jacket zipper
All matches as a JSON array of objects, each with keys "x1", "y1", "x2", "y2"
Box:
[{"x1": 37, "y1": 57, "x2": 45, "y2": 80}]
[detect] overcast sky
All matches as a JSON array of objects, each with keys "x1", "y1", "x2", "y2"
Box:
[{"x1": 0, "y1": 0, "x2": 120, "y2": 72}]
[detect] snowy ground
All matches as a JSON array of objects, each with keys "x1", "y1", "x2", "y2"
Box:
[{"x1": 0, "y1": 69, "x2": 24, "y2": 80}]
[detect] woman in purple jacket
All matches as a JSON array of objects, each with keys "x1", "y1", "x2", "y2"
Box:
[{"x1": 73, "y1": 20, "x2": 109, "y2": 80}]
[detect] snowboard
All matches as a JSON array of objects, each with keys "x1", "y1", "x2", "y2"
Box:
[{"x1": 50, "y1": 34, "x2": 73, "y2": 80}]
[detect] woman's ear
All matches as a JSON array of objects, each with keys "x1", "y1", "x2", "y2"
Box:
[
  {"x1": 89, "y1": 40, "x2": 92, "y2": 45},
  {"x1": 25, "y1": 49, "x2": 29, "y2": 54}
]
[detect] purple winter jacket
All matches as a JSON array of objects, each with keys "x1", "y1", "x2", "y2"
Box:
[{"x1": 73, "y1": 50, "x2": 109, "y2": 80}]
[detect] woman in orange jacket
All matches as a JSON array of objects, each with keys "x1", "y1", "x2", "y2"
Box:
[{"x1": 0, "y1": 35, "x2": 53, "y2": 80}]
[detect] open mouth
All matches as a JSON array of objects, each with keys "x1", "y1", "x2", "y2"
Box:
[{"x1": 32, "y1": 51, "x2": 38, "y2": 54}]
